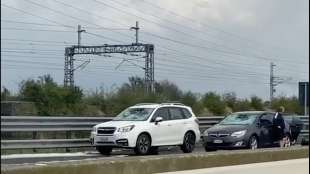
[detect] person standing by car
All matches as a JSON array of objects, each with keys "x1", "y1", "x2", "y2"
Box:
[{"x1": 273, "y1": 106, "x2": 286, "y2": 147}]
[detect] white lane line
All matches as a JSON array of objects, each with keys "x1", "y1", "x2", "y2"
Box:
[
  {"x1": 28, "y1": 155, "x2": 130, "y2": 165},
  {"x1": 1, "y1": 152, "x2": 97, "y2": 159},
  {"x1": 34, "y1": 163, "x2": 47, "y2": 166}
]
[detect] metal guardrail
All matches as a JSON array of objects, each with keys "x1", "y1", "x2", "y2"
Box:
[{"x1": 1, "y1": 115, "x2": 309, "y2": 150}]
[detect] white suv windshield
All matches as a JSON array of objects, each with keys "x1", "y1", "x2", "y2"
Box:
[{"x1": 113, "y1": 107, "x2": 155, "y2": 121}]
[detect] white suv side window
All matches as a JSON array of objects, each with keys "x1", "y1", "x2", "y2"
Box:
[
  {"x1": 169, "y1": 107, "x2": 184, "y2": 120},
  {"x1": 151, "y1": 107, "x2": 170, "y2": 122},
  {"x1": 181, "y1": 108, "x2": 192, "y2": 119}
]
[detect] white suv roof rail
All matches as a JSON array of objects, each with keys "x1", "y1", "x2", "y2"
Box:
[
  {"x1": 134, "y1": 103, "x2": 158, "y2": 106},
  {"x1": 160, "y1": 102, "x2": 185, "y2": 106}
]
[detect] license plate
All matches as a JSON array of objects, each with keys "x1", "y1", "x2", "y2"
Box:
[
  {"x1": 100, "y1": 136, "x2": 110, "y2": 142},
  {"x1": 213, "y1": 139, "x2": 223, "y2": 144}
]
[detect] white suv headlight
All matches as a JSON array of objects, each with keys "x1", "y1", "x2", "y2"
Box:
[
  {"x1": 231, "y1": 130, "x2": 247, "y2": 138},
  {"x1": 117, "y1": 125, "x2": 135, "y2": 132}
]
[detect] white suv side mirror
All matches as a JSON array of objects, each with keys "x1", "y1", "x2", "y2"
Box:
[{"x1": 155, "y1": 117, "x2": 163, "y2": 125}]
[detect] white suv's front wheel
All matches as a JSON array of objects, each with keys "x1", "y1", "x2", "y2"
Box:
[
  {"x1": 134, "y1": 133, "x2": 151, "y2": 155},
  {"x1": 181, "y1": 131, "x2": 196, "y2": 153},
  {"x1": 96, "y1": 146, "x2": 112, "y2": 155}
]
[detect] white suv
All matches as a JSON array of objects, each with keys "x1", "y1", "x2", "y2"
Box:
[{"x1": 90, "y1": 103, "x2": 200, "y2": 155}]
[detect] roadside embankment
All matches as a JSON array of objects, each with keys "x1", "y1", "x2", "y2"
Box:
[{"x1": 2, "y1": 147, "x2": 309, "y2": 174}]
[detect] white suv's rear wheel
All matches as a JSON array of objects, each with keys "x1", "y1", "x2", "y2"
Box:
[
  {"x1": 181, "y1": 132, "x2": 196, "y2": 153},
  {"x1": 134, "y1": 133, "x2": 151, "y2": 155}
]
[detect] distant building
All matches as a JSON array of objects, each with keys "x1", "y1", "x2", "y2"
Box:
[{"x1": 299, "y1": 82, "x2": 309, "y2": 107}]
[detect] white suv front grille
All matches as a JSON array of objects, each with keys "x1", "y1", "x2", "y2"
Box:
[{"x1": 97, "y1": 127, "x2": 116, "y2": 135}]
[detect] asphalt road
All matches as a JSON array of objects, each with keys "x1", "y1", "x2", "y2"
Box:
[
  {"x1": 157, "y1": 158, "x2": 309, "y2": 174},
  {"x1": 1, "y1": 145, "x2": 305, "y2": 168},
  {"x1": 1, "y1": 146, "x2": 206, "y2": 165}
]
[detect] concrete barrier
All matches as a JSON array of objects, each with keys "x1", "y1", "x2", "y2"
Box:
[{"x1": 2, "y1": 147, "x2": 309, "y2": 174}]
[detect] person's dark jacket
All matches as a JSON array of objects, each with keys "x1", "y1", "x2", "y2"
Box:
[{"x1": 273, "y1": 112, "x2": 285, "y2": 130}]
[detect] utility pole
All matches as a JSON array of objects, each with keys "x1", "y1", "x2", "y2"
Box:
[
  {"x1": 77, "y1": 25, "x2": 85, "y2": 46},
  {"x1": 269, "y1": 62, "x2": 292, "y2": 108},
  {"x1": 270, "y1": 62, "x2": 276, "y2": 107},
  {"x1": 130, "y1": 21, "x2": 139, "y2": 44},
  {"x1": 64, "y1": 25, "x2": 86, "y2": 88},
  {"x1": 305, "y1": 84, "x2": 308, "y2": 116}
]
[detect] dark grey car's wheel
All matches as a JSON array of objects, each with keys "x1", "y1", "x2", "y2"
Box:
[
  {"x1": 248, "y1": 136, "x2": 258, "y2": 150},
  {"x1": 181, "y1": 132, "x2": 196, "y2": 153},
  {"x1": 96, "y1": 146, "x2": 112, "y2": 155},
  {"x1": 283, "y1": 134, "x2": 291, "y2": 147},
  {"x1": 134, "y1": 134, "x2": 151, "y2": 155}
]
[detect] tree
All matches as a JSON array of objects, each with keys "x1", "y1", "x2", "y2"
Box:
[
  {"x1": 19, "y1": 75, "x2": 83, "y2": 115},
  {"x1": 222, "y1": 92, "x2": 237, "y2": 111},
  {"x1": 155, "y1": 80, "x2": 182, "y2": 101},
  {"x1": 271, "y1": 96, "x2": 302, "y2": 114},
  {"x1": 202, "y1": 92, "x2": 226, "y2": 115},
  {"x1": 250, "y1": 95, "x2": 263, "y2": 110},
  {"x1": 234, "y1": 99, "x2": 252, "y2": 111},
  {"x1": 1, "y1": 87, "x2": 11, "y2": 100}
]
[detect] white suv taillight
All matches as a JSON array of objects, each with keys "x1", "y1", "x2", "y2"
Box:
[{"x1": 194, "y1": 118, "x2": 199, "y2": 126}]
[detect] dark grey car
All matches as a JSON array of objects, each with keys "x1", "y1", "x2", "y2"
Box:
[{"x1": 202, "y1": 111, "x2": 300, "y2": 151}]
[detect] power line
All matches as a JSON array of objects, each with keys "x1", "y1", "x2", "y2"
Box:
[
  {"x1": 93, "y1": 0, "x2": 307, "y2": 65},
  {"x1": 75, "y1": 29, "x2": 308, "y2": 81},
  {"x1": 1, "y1": 3, "x2": 74, "y2": 29},
  {"x1": 51, "y1": 0, "x2": 129, "y2": 29},
  {"x1": 141, "y1": 31, "x2": 307, "y2": 65},
  {"x1": 82, "y1": 29, "x2": 292, "y2": 76},
  {"x1": 84, "y1": 31, "x2": 125, "y2": 44},
  {"x1": 1, "y1": 50, "x2": 64, "y2": 55},
  {"x1": 156, "y1": 49, "x2": 309, "y2": 75},
  {"x1": 15, "y1": 0, "x2": 304, "y2": 71},
  {"x1": 2, "y1": 54, "x2": 269, "y2": 83},
  {"x1": 2, "y1": 54, "x2": 64, "y2": 60},
  {"x1": 1, "y1": 19, "x2": 72, "y2": 27},
  {"x1": 2, "y1": 59, "x2": 63, "y2": 66},
  {"x1": 2, "y1": 41, "x2": 73, "y2": 46},
  {"x1": 2, "y1": 48, "x2": 63, "y2": 52},
  {"x1": 2, "y1": 18, "x2": 129, "y2": 31},
  {"x1": 2, "y1": 38, "x2": 306, "y2": 77},
  {"x1": 84, "y1": 28, "x2": 308, "y2": 79},
  {"x1": 2, "y1": 61, "x2": 269, "y2": 85},
  {"x1": 22, "y1": 0, "x2": 135, "y2": 42},
  {"x1": 108, "y1": 0, "x2": 252, "y2": 55},
  {"x1": 2, "y1": 27, "x2": 74, "y2": 33},
  {"x1": 1, "y1": 38, "x2": 76, "y2": 44},
  {"x1": 141, "y1": 0, "x2": 305, "y2": 58},
  {"x1": 3, "y1": 24, "x2": 302, "y2": 66}
]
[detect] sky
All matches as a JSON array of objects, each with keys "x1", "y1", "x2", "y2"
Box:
[{"x1": 1, "y1": 0, "x2": 309, "y2": 100}]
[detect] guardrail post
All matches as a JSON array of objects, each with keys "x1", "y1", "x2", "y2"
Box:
[
  {"x1": 66, "y1": 131, "x2": 71, "y2": 152},
  {"x1": 32, "y1": 132, "x2": 37, "y2": 153}
]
